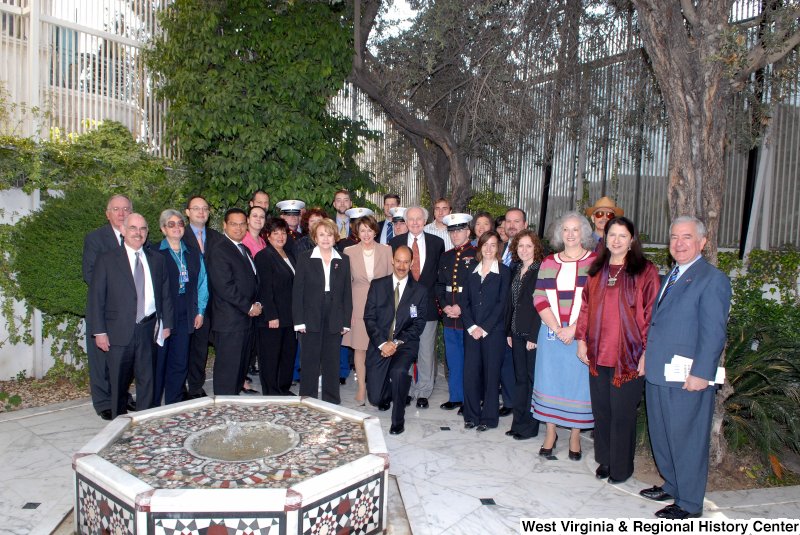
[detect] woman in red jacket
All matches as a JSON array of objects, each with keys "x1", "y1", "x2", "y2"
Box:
[{"x1": 575, "y1": 216, "x2": 660, "y2": 484}]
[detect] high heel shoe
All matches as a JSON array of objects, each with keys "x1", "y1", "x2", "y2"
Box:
[
  {"x1": 568, "y1": 449, "x2": 582, "y2": 461},
  {"x1": 354, "y1": 397, "x2": 366, "y2": 407},
  {"x1": 539, "y1": 435, "x2": 558, "y2": 456}
]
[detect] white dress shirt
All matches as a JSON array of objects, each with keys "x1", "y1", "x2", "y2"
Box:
[
  {"x1": 125, "y1": 244, "x2": 156, "y2": 317},
  {"x1": 407, "y1": 232, "x2": 427, "y2": 270}
]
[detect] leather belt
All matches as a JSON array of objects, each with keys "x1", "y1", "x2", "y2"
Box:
[
  {"x1": 445, "y1": 287, "x2": 463, "y2": 293},
  {"x1": 137, "y1": 312, "x2": 156, "y2": 324}
]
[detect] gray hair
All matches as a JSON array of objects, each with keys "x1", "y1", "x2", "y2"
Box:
[
  {"x1": 159, "y1": 209, "x2": 184, "y2": 229},
  {"x1": 670, "y1": 215, "x2": 707, "y2": 238},
  {"x1": 550, "y1": 211, "x2": 595, "y2": 251},
  {"x1": 405, "y1": 205, "x2": 429, "y2": 221}
]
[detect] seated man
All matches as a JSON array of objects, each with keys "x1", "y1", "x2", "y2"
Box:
[{"x1": 363, "y1": 246, "x2": 428, "y2": 435}]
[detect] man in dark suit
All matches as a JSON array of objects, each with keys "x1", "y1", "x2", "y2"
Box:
[
  {"x1": 640, "y1": 216, "x2": 731, "y2": 519},
  {"x1": 182, "y1": 195, "x2": 223, "y2": 399},
  {"x1": 82, "y1": 194, "x2": 131, "y2": 419},
  {"x1": 377, "y1": 193, "x2": 400, "y2": 244},
  {"x1": 389, "y1": 206, "x2": 444, "y2": 409},
  {"x1": 205, "y1": 208, "x2": 262, "y2": 396},
  {"x1": 87, "y1": 213, "x2": 173, "y2": 418},
  {"x1": 496, "y1": 207, "x2": 528, "y2": 417},
  {"x1": 364, "y1": 246, "x2": 428, "y2": 434}
]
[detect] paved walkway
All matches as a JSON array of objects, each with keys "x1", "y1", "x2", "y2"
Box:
[{"x1": 1, "y1": 372, "x2": 798, "y2": 534}]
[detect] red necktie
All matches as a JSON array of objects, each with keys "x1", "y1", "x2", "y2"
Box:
[{"x1": 411, "y1": 237, "x2": 421, "y2": 281}]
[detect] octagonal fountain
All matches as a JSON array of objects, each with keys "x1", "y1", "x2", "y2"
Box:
[{"x1": 73, "y1": 396, "x2": 389, "y2": 535}]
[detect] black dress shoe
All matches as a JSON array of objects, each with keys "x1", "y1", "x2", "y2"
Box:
[
  {"x1": 340, "y1": 377, "x2": 347, "y2": 385},
  {"x1": 126, "y1": 399, "x2": 137, "y2": 412},
  {"x1": 464, "y1": 421, "x2": 477, "y2": 429},
  {"x1": 608, "y1": 476, "x2": 629, "y2": 484},
  {"x1": 640, "y1": 485, "x2": 673, "y2": 501},
  {"x1": 416, "y1": 397, "x2": 429, "y2": 408},
  {"x1": 457, "y1": 406, "x2": 463, "y2": 415},
  {"x1": 240, "y1": 387, "x2": 259, "y2": 394},
  {"x1": 498, "y1": 406, "x2": 513, "y2": 417},
  {"x1": 512, "y1": 433, "x2": 531, "y2": 441},
  {"x1": 505, "y1": 429, "x2": 516, "y2": 437},
  {"x1": 539, "y1": 435, "x2": 558, "y2": 456},
  {"x1": 476, "y1": 424, "x2": 489, "y2": 432},
  {"x1": 389, "y1": 424, "x2": 405, "y2": 435},
  {"x1": 406, "y1": 396, "x2": 412, "y2": 406},
  {"x1": 595, "y1": 464, "x2": 610, "y2": 479},
  {"x1": 187, "y1": 390, "x2": 207, "y2": 400},
  {"x1": 378, "y1": 401, "x2": 391, "y2": 411},
  {"x1": 99, "y1": 409, "x2": 112, "y2": 421},
  {"x1": 655, "y1": 504, "x2": 702, "y2": 519},
  {"x1": 440, "y1": 401, "x2": 462, "y2": 410}
]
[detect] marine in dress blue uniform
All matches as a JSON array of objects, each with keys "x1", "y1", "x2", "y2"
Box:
[{"x1": 435, "y1": 214, "x2": 476, "y2": 410}]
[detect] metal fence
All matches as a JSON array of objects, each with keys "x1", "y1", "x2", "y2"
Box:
[{"x1": 0, "y1": 0, "x2": 169, "y2": 154}]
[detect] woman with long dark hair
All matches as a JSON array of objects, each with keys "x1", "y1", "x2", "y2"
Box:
[{"x1": 575, "y1": 216, "x2": 660, "y2": 483}]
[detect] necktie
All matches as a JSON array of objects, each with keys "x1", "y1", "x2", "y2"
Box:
[
  {"x1": 659, "y1": 265, "x2": 680, "y2": 303},
  {"x1": 390, "y1": 281, "x2": 400, "y2": 339},
  {"x1": 386, "y1": 221, "x2": 394, "y2": 242},
  {"x1": 411, "y1": 237, "x2": 421, "y2": 281},
  {"x1": 502, "y1": 245, "x2": 511, "y2": 267},
  {"x1": 197, "y1": 229, "x2": 204, "y2": 253},
  {"x1": 119, "y1": 233, "x2": 124, "y2": 247},
  {"x1": 340, "y1": 220, "x2": 348, "y2": 239},
  {"x1": 134, "y1": 251, "x2": 145, "y2": 322},
  {"x1": 238, "y1": 243, "x2": 256, "y2": 274}
]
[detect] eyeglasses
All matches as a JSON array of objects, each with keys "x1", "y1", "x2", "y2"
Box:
[
  {"x1": 166, "y1": 220, "x2": 185, "y2": 229},
  {"x1": 127, "y1": 225, "x2": 148, "y2": 233},
  {"x1": 109, "y1": 206, "x2": 131, "y2": 213},
  {"x1": 188, "y1": 206, "x2": 209, "y2": 212},
  {"x1": 593, "y1": 211, "x2": 615, "y2": 220}
]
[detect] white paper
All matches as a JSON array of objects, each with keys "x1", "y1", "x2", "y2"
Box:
[
  {"x1": 664, "y1": 355, "x2": 725, "y2": 385},
  {"x1": 155, "y1": 319, "x2": 165, "y2": 347}
]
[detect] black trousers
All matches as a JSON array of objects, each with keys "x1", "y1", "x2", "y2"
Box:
[
  {"x1": 463, "y1": 329, "x2": 505, "y2": 428},
  {"x1": 85, "y1": 319, "x2": 111, "y2": 413},
  {"x1": 589, "y1": 365, "x2": 644, "y2": 480},
  {"x1": 186, "y1": 307, "x2": 212, "y2": 396},
  {"x1": 256, "y1": 324, "x2": 297, "y2": 395},
  {"x1": 299, "y1": 293, "x2": 341, "y2": 404},
  {"x1": 366, "y1": 345, "x2": 415, "y2": 427},
  {"x1": 212, "y1": 327, "x2": 253, "y2": 396},
  {"x1": 509, "y1": 333, "x2": 540, "y2": 438},
  {"x1": 107, "y1": 317, "x2": 157, "y2": 418}
]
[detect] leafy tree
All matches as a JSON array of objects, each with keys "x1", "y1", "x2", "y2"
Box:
[{"x1": 147, "y1": 0, "x2": 377, "y2": 208}]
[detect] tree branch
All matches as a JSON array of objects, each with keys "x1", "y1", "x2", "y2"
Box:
[
  {"x1": 739, "y1": 28, "x2": 800, "y2": 82},
  {"x1": 680, "y1": 0, "x2": 699, "y2": 28}
]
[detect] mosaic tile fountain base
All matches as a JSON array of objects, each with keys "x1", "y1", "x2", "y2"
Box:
[{"x1": 73, "y1": 397, "x2": 389, "y2": 535}]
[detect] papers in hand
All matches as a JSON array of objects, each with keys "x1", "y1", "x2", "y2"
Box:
[
  {"x1": 156, "y1": 320, "x2": 165, "y2": 347},
  {"x1": 664, "y1": 355, "x2": 725, "y2": 385}
]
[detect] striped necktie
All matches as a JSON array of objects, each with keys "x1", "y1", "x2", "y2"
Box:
[{"x1": 659, "y1": 265, "x2": 680, "y2": 303}]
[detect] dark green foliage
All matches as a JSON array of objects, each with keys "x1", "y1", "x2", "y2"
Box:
[
  {"x1": 723, "y1": 325, "x2": 800, "y2": 458},
  {"x1": 9, "y1": 187, "x2": 166, "y2": 316},
  {"x1": 147, "y1": 0, "x2": 377, "y2": 207},
  {"x1": 467, "y1": 191, "x2": 509, "y2": 220}
]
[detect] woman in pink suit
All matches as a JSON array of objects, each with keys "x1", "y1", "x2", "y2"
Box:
[{"x1": 343, "y1": 215, "x2": 393, "y2": 405}]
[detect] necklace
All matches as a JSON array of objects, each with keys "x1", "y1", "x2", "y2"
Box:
[
  {"x1": 561, "y1": 249, "x2": 585, "y2": 261},
  {"x1": 363, "y1": 247, "x2": 375, "y2": 257},
  {"x1": 607, "y1": 263, "x2": 625, "y2": 287}
]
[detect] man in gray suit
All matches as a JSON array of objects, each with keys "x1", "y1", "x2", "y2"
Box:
[{"x1": 639, "y1": 216, "x2": 731, "y2": 519}]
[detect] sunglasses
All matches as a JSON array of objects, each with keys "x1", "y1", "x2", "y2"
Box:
[
  {"x1": 166, "y1": 220, "x2": 185, "y2": 229},
  {"x1": 593, "y1": 211, "x2": 615, "y2": 220}
]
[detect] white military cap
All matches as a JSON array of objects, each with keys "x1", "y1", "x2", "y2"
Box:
[
  {"x1": 345, "y1": 207, "x2": 374, "y2": 219},
  {"x1": 389, "y1": 206, "x2": 407, "y2": 222},
  {"x1": 443, "y1": 213, "x2": 473, "y2": 231},
  {"x1": 276, "y1": 200, "x2": 305, "y2": 214}
]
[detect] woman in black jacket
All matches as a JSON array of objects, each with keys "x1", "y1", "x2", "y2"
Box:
[
  {"x1": 254, "y1": 218, "x2": 297, "y2": 396},
  {"x1": 292, "y1": 218, "x2": 353, "y2": 404},
  {"x1": 505, "y1": 229, "x2": 545, "y2": 440}
]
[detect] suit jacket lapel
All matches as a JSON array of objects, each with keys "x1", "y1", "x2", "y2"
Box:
[
  {"x1": 395, "y1": 277, "x2": 415, "y2": 326},
  {"x1": 115, "y1": 248, "x2": 136, "y2": 292}
]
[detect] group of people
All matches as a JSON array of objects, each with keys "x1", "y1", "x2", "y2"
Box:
[{"x1": 82, "y1": 190, "x2": 731, "y2": 520}]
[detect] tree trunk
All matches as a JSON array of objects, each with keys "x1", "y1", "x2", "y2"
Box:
[{"x1": 349, "y1": 0, "x2": 472, "y2": 210}]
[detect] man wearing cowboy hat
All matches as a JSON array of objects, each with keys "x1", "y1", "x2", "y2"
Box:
[{"x1": 585, "y1": 196, "x2": 624, "y2": 252}]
